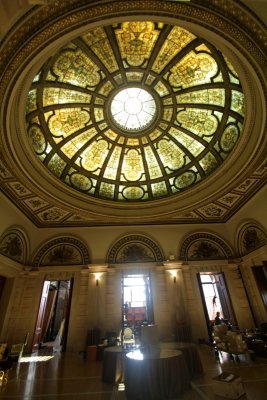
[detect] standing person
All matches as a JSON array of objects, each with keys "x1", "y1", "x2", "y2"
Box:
[{"x1": 124, "y1": 302, "x2": 129, "y2": 320}]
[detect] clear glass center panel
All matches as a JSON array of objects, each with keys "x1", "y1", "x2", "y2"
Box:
[{"x1": 111, "y1": 88, "x2": 156, "y2": 131}]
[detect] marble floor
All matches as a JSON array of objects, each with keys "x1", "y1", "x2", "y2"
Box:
[{"x1": 0, "y1": 344, "x2": 267, "y2": 399}]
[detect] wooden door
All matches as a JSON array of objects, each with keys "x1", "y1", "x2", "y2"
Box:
[
  {"x1": 214, "y1": 273, "x2": 236, "y2": 325},
  {"x1": 32, "y1": 280, "x2": 50, "y2": 351},
  {"x1": 252, "y1": 265, "x2": 267, "y2": 311},
  {"x1": 0, "y1": 276, "x2": 6, "y2": 302}
]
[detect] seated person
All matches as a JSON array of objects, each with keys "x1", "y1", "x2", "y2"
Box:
[{"x1": 214, "y1": 312, "x2": 224, "y2": 325}]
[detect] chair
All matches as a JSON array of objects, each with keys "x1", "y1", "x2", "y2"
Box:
[
  {"x1": 122, "y1": 327, "x2": 135, "y2": 346},
  {"x1": 0, "y1": 343, "x2": 7, "y2": 361},
  {"x1": 8, "y1": 344, "x2": 24, "y2": 362},
  {"x1": 8, "y1": 333, "x2": 29, "y2": 362}
]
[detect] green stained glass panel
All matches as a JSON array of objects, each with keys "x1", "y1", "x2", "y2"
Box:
[
  {"x1": 99, "y1": 182, "x2": 115, "y2": 199},
  {"x1": 26, "y1": 89, "x2": 37, "y2": 113},
  {"x1": 29, "y1": 125, "x2": 46, "y2": 154},
  {"x1": 94, "y1": 108, "x2": 104, "y2": 122},
  {"x1": 174, "y1": 171, "x2": 196, "y2": 189},
  {"x1": 103, "y1": 146, "x2": 122, "y2": 180},
  {"x1": 61, "y1": 131, "x2": 96, "y2": 159},
  {"x1": 123, "y1": 186, "x2": 144, "y2": 200},
  {"x1": 82, "y1": 27, "x2": 119, "y2": 73},
  {"x1": 144, "y1": 146, "x2": 163, "y2": 179},
  {"x1": 151, "y1": 26, "x2": 196, "y2": 73},
  {"x1": 98, "y1": 81, "x2": 114, "y2": 97},
  {"x1": 169, "y1": 51, "x2": 218, "y2": 88},
  {"x1": 126, "y1": 72, "x2": 143, "y2": 81},
  {"x1": 177, "y1": 109, "x2": 218, "y2": 137},
  {"x1": 157, "y1": 139, "x2": 185, "y2": 170},
  {"x1": 169, "y1": 128, "x2": 205, "y2": 157},
  {"x1": 231, "y1": 91, "x2": 245, "y2": 116},
  {"x1": 199, "y1": 152, "x2": 218, "y2": 174},
  {"x1": 47, "y1": 108, "x2": 91, "y2": 138},
  {"x1": 149, "y1": 130, "x2": 162, "y2": 141},
  {"x1": 114, "y1": 74, "x2": 123, "y2": 85},
  {"x1": 177, "y1": 89, "x2": 225, "y2": 106},
  {"x1": 115, "y1": 21, "x2": 159, "y2": 67},
  {"x1": 43, "y1": 88, "x2": 91, "y2": 106},
  {"x1": 52, "y1": 49, "x2": 101, "y2": 88},
  {"x1": 48, "y1": 154, "x2": 66, "y2": 177},
  {"x1": 121, "y1": 149, "x2": 144, "y2": 181},
  {"x1": 151, "y1": 181, "x2": 168, "y2": 197},
  {"x1": 80, "y1": 139, "x2": 109, "y2": 172},
  {"x1": 70, "y1": 173, "x2": 92, "y2": 191},
  {"x1": 33, "y1": 72, "x2": 41, "y2": 82},
  {"x1": 220, "y1": 124, "x2": 239, "y2": 152},
  {"x1": 154, "y1": 81, "x2": 169, "y2": 96}
]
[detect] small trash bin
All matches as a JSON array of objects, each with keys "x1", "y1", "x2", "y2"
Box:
[{"x1": 212, "y1": 372, "x2": 245, "y2": 399}]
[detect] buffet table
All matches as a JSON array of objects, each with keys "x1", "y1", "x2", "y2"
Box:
[{"x1": 124, "y1": 349, "x2": 191, "y2": 400}]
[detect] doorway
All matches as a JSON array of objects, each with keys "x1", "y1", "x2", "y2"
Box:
[
  {"x1": 197, "y1": 272, "x2": 237, "y2": 340},
  {"x1": 121, "y1": 273, "x2": 154, "y2": 340},
  {"x1": 33, "y1": 279, "x2": 73, "y2": 352},
  {"x1": 0, "y1": 276, "x2": 6, "y2": 302}
]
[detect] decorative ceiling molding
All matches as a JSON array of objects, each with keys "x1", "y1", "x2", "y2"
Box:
[
  {"x1": 107, "y1": 234, "x2": 164, "y2": 264},
  {"x1": 31, "y1": 235, "x2": 90, "y2": 268},
  {"x1": 236, "y1": 220, "x2": 267, "y2": 257},
  {"x1": 0, "y1": 155, "x2": 266, "y2": 226},
  {"x1": 0, "y1": 0, "x2": 266, "y2": 227},
  {"x1": 0, "y1": 226, "x2": 29, "y2": 265},
  {"x1": 179, "y1": 232, "x2": 234, "y2": 260}
]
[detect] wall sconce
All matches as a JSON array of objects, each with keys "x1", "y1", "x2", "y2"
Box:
[
  {"x1": 88, "y1": 265, "x2": 108, "y2": 287},
  {"x1": 167, "y1": 269, "x2": 178, "y2": 283},
  {"x1": 94, "y1": 272, "x2": 101, "y2": 286}
]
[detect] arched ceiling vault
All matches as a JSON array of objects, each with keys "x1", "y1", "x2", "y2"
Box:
[{"x1": 0, "y1": 0, "x2": 266, "y2": 227}]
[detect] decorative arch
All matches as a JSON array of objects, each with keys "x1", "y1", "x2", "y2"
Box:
[
  {"x1": 0, "y1": 226, "x2": 29, "y2": 265},
  {"x1": 237, "y1": 220, "x2": 267, "y2": 257},
  {"x1": 179, "y1": 232, "x2": 233, "y2": 261},
  {"x1": 32, "y1": 236, "x2": 90, "y2": 268},
  {"x1": 107, "y1": 234, "x2": 164, "y2": 264}
]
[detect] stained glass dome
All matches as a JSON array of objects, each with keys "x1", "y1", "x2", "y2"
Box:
[{"x1": 26, "y1": 21, "x2": 244, "y2": 202}]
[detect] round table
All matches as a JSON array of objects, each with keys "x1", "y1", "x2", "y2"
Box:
[
  {"x1": 102, "y1": 346, "x2": 126, "y2": 384},
  {"x1": 160, "y1": 342, "x2": 204, "y2": 378},
  {"x1": 125, "y1": 349, "x2": 191, "y2": 400}
]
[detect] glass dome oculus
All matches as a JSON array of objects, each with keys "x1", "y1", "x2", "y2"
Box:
[{"x1": 111, "y1": 88, "x2": 156, "y2": 131}]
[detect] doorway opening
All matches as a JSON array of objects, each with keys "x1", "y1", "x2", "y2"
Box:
[
  {"x1": 0, "y1": 276, "x2": 6, "y2": 302},
  {"x1": 121, "y1": 273, "x2": 154, "y2": 341},
  {"x1": 33, "y1": 279, "x2": 73, "y2": 352},
  {"x1": 197, "y1": 272, "x2": 237, "y2": 341}
]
